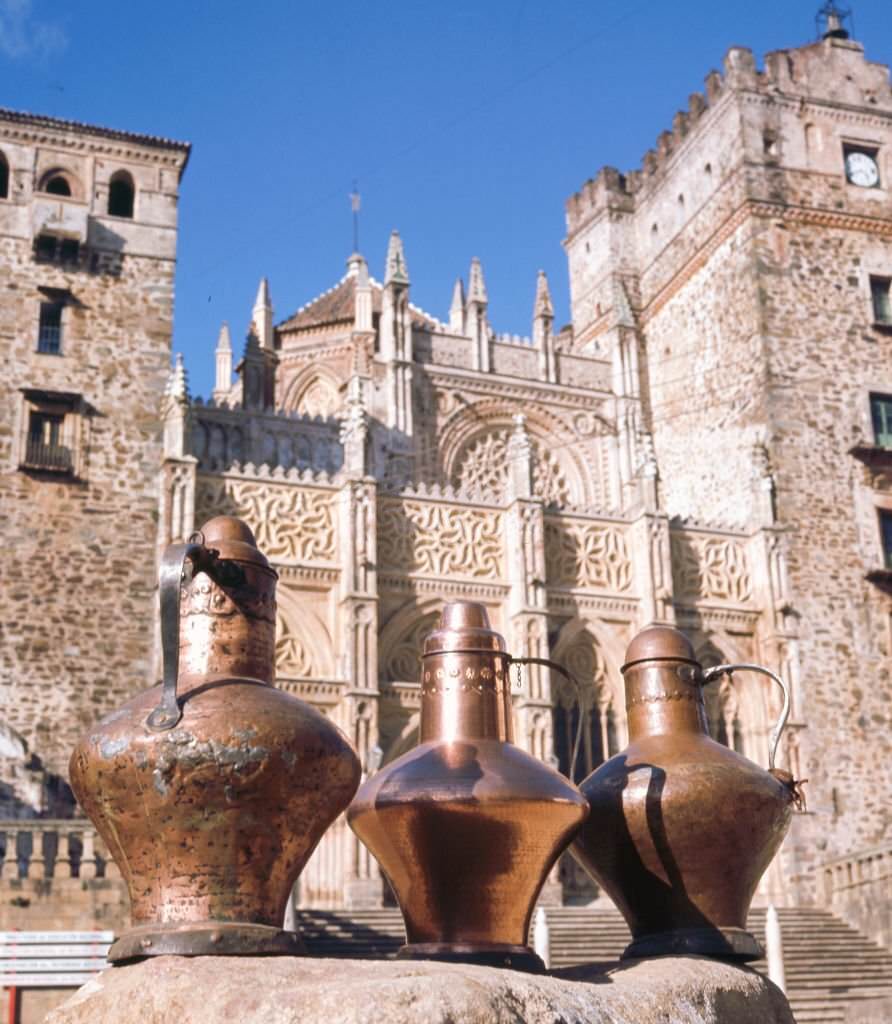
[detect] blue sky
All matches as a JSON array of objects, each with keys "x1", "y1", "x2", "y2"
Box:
[{"x1": 4, "y1": 0, "x2": 892, "y2": 397}]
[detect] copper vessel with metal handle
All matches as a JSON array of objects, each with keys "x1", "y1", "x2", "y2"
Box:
[
  {"x1": 571, "y1": 625, "x2": 803, "y2": 961},
  {"x1": 69, "y1": 516, "x2": 361, "y2": 962},
  {"x1": 347, "y1": 601, "x2": 589, "y2": 972}
]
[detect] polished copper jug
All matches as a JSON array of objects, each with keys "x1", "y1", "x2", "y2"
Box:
[
  {"x1": 347, "y1": 601, "x2": 588, "y2": 972},
  {"x1": 571, "y1": 625, "x2": 803, "y2": 961},
  {"x1": 70, "y1": 516, "x2": 361, "y2": 962}
]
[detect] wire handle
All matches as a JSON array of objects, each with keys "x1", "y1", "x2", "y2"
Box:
[
  {"x1": 146, "y1": 535, "x2": 214, "y2": 732},
  {"x1": 510, "y1": 656, "x2": 586, "y2": 781},
  {"x1": 699, "y1": 663, "x2": 791, "y2": 771}
]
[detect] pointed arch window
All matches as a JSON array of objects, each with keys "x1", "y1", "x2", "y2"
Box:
[
  {"x1": 108, "y1": 170, "x2": 135, "y2": 218},
  {"x1": 0, "y1": 151, "x2": 9, "y2": 200}
]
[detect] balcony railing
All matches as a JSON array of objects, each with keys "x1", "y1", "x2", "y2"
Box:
[
  {"x1": 0, "y1": 820, "x2": 118, "y2": 880},
  {"x1": 21, "y1": 440, "x2": 73, "y2": 473}
]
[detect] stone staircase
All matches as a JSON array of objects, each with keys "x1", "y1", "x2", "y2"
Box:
[{"x1": 296, "y1": 905, "x2": 892, "y2": 1024}]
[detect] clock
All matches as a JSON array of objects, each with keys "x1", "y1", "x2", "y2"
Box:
[{"x1": 845, "y1": 150, "x2": 880, "y2": 188}]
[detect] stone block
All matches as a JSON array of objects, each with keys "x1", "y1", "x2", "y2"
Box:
[{"x1": 46, "y1": 954, "x2": 794, "y2": 1024}]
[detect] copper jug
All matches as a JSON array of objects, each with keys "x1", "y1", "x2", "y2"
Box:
[
  {"x1": 347, "y1": 601, "x2": 588, "y2": 971},
  {"x1": 571, "y1": 625, "x2": 803, "y2": 960},
  {"x1": 70, "y1": 516, "x2": 361, "y2": 962}
]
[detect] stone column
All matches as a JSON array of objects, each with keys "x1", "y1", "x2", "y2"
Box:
[
  {"x1": 337, "y1": 474, "x2": 383, "y2": 908},
  {"x1": 504, "y1": 416, "x2": 562, "y2": 904},
  {"x1": 630, "y1": 510, "x2": 675, "y2": 629}
]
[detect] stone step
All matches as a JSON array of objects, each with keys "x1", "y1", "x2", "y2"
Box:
[{"x1": 297, "y1": 905, "x2": 892, "y2": 1024}]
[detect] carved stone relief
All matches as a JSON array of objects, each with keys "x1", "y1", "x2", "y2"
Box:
[
  {"x1": 544, "y1": 518, "x2": 633, "y2": 592},
  {"x1": 377, "y1": 499, "x2": 504, "y2": 579},
  {"x1": 275, "y1": 608, "x2": 315, "y2": 678},
  {"x1": 196, "y1": 478, "x2": 337, "y2": 562},
  {"x1": 451, "y1": 428, "x2": 573, "y2": 506},
  {"x1": 296, "y1": 376, "x2": 341, "y2": 418},
  {"x1": 382, "y1": 611, "x2": 439, "y2": 682},
  {"x1": 671, "y1": 532, "x2": 753, "y2": 604}
]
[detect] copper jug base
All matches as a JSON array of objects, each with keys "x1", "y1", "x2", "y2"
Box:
[
  {"x1": 109, "y1": 920, "x2": 306, "y2": 963},
  {"x1": 398, "y1": 942, "x2": 545, "y2": 973},
  {"x1": 622, "y1": 926, "x2": 763, "y2": 962}
]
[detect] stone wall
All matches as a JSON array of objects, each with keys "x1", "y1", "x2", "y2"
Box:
[
  {"x1": 0, "y1": 112, "x2": 188, "y2": 803},
  {"x1": 563, "y1": 35, "x2": 892, "y2": 902}
]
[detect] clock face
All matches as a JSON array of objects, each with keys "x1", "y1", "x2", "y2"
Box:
[{"x1": 845, "y1": 150, "x2": 880, "y2": 188}]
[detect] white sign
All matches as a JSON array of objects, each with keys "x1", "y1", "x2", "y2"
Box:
[
  {"x1": 0, "y1": 958, "x2": 107, "y2": 972},
  {"x1": 0, "y1": 973, "x2": 95, "y2": 988},
  {"x1": 0, "y1": 944, "x2": 110, "y2": 958},
  {"x1": 0, "y1": 931, "x2": 114, "y2": 944}
]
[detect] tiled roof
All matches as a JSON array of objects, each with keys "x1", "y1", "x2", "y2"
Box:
[
  {"x1": 0, "y1": 107, "x2": 191, "y2": 156},
  {"x1": 277, "y1": 276, "x2": 440, "y2": 333}
]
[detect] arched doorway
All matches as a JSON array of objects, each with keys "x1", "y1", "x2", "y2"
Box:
[{"x1": 551, "y1": 621, "x2": 625, "y2": 904}]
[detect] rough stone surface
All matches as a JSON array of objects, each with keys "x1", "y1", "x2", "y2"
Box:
[
  {"x1": 45, "y1": 955, "x2": 794, "y2": 1024},
  {"x1": 0, "y1": 109, "x2": 189, "y2": 800}
]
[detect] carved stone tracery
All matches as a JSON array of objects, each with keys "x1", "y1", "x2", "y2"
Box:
[
  {"x1": 377, "y1": 499, "x2": 503, "y2": 579},
  {"x1": 196, "y1": 478, "x2": 337, "y2": 563},
  {"x1": 544, "y1": 518, "x2": 633, "y2": 593},
  {"x1": 451, "y1": 428, "x2": 572, "y2": 506},
  {"x1": 671, "y1": 532, "x2": 753, "y2": 604}
]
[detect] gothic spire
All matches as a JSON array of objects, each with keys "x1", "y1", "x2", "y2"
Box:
[
  {"x1": 384, "y1": 229, "x2": 409, "y2": 286},
  {"x1": 214, "y1": 322, "x2": 232, "y2": 396},
  {"x1": 533, "y1": 270, "x2": 553, "y2": 320},
  {"x1": 467, "y1": 257, "x2": 488, "y2": 305},
  {"x1": 166, "y1": 353, "x2": 189, "y2": 404},
  {"x1": 449, "y1": 277, "x2": 465, "y2": 332},
  {"x1": 251, "y1": 277, "x2": 274, "y2": 349}
]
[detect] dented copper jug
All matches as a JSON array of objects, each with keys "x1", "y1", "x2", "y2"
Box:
[
  {"x1": 347, "y1": 601, "x2": 588, "y2": 972},
  {"x1": 571, "y1": 625, "x2": 803, "y2": 961},
  {"x1": 70, "y1": 516, "x2": 361, "y2": 962}
]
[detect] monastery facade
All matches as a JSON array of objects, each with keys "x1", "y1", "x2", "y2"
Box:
[{"x1": 2, "y1": 25, "x2": 891, "y2": 927}]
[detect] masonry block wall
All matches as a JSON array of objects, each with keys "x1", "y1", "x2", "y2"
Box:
[
  {"x1": 565, "y1": 35, "x2": 892, "y2": 895},
  {"x1": 0, "y1": 110, "x2": 189, "y2": 805}
]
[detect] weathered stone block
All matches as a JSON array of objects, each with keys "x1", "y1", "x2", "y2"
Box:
[{"x1": 46, "y1": 955, "x2": 794, "y2": 1024}]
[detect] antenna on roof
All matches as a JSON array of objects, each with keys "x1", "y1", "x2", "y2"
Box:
[
  {"x1": 816, "y1": 1, "x2": 853, "y2": 41},
  {"x1": 350, "y1": 181, "x2": 361, "y2": 254}
]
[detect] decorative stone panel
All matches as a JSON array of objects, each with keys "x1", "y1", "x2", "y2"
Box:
[
  {"x1": 377, "y1": 498, "x2": 504, "y2": 579},
  {"x1": 544, "y1": 516, "x2": 633, "y2": 592},
  {"x1": 196, "y1": 476, "x2": 337, "y2": 564},
  {"x1": 670, "y1": 529, "x2": 753, "y2": 605}
]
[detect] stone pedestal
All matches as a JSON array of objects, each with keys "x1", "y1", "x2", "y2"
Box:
[{"x1": 46, "y1": 954, "x2": 794, "y2": 1024}]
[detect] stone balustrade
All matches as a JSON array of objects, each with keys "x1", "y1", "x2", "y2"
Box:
[
  {"x1": 822, "y1": 841, "x2": 892, "y2": 949},
  {"x1": 0, "y1": 819, "x2": 119, "y2": 881}
]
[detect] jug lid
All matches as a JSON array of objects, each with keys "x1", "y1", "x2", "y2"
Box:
[
  {"x1": 423, "y1": 601, "x2": 506, "y2": 657},
  {"x1": 198, "y1": 516, "x2": 274, "y2": 573},
  {"x1": 622, "y1": 624, "x2": 698, "y2": 670}
]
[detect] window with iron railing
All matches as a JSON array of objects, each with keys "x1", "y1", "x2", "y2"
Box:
[
  {"x1": 23, "y1": 412, "x2": 72, "y2": 472},
  {"x1": 37, "y1": 301, "x2": 63, "y2": 354},
  {"x1": 871, "y1": 393, "x2": 892, "y2": 449},
  {"x1": 34, "y1": 234, "x2": 81, "y2": 267}
]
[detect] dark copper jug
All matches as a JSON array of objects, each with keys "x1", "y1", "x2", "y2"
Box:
[
  {"x1": 70, "y1": 516, "x2": 361, "y2": 962},
  {"x1": 347, "y1": 601, "x2": 588, "y2": 972},
  {"x1": 571, "y1": 625, "x2": 802, "y2": 961}
]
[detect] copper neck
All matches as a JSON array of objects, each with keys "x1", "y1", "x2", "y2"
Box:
[
  {"x1": 178, "y1": 564, "x2": 277, "y2": 691},
  {"x1": 623, "y1": 660, "x2": 708, "y2": 741},
  {"x1": 420, "y1": 650, "x2": 514, "y2": 743}
]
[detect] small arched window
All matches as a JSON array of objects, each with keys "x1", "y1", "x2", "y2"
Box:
[
  {"x1": 108, "y1": 170, "x2": 135, "y2": 218},
  {"x1": 0, "y1": 152, "x2": 9, "y2": 200},
  {"x1": 44, "y1": 175, "x2": 72, "y2": 197}
]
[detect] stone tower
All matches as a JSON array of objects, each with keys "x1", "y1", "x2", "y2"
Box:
[
  {"x1": 0, "y1": 109, "x2": 190, "y2": 811},
  {"x1": 564, "y1": 29, "x2": 892, "y2": 897}
]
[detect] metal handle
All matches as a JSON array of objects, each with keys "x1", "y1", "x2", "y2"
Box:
[
  {"x1": 146, "y1": 536, "x2": 211, "y2": 732},
  {"x1": 700, "y1": 663, "x2": 791, "y2": 770},
  {"x1": 510, "y1": 656, "x2": 585, "y2": 781}
]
